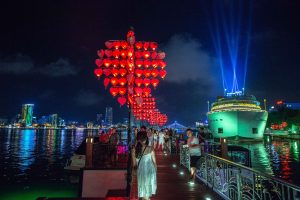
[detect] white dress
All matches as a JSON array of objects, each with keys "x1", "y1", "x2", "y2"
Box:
[
  {"x1": 136, "y1": 152, "x2": 157, "y2": 198},
  {"x1": 158, "y1": 132, "x2": 164, "y2": 145}
]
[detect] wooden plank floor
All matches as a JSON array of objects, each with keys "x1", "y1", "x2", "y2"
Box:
[{"x1": 130, "y1": 151, "x2": 223, "y2": 200}]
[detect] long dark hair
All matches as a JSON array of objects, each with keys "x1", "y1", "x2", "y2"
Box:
[{"x1": 135, "y1": 131, "x2": 148, "y2": 158}]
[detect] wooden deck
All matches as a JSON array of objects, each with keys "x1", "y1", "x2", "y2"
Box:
[{"x1": 130, "y1": 151, "x2": 223, "y2": 200}]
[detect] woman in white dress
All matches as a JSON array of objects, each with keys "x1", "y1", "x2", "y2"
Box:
[
  {"x1": 132, "y1": 132, "x2": 157, "y2": 200},
  {"x1": 158, "y1": 129, "x2": 165, "y2": 151}
]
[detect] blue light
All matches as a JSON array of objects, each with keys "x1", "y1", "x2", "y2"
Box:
[{"x1": 209, "y1": 0, "x2": 253, "y2": 94}]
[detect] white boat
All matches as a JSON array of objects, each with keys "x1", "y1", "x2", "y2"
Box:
[{"x1": 208, "y1": 94, "x2": 268, "y2": 140}]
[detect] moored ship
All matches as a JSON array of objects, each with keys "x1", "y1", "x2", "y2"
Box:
[{"x1": 208, "y1": 93, "x2": 268, "y2": 140}]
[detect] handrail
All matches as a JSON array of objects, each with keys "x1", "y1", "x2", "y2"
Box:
[
  {"x1": 206, "y1": 153, "x2": 300, "y2": 191},
  {"x1": 179, "y1": 144, "x2": 300, "y2": 200}
]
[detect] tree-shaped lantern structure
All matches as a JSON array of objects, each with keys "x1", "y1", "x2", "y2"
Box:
[{"x1": 94, "y1": 29, "x2": 168, "y2": 126}]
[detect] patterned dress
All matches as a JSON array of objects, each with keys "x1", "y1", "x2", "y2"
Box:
[{"x1": 137, "y1": 152, "x2": 157, "y2": 198}]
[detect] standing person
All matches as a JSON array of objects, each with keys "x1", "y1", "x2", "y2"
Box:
[
  {"x1": 176, "y1": 134, "x2": 186, "y2": 153},
  {"x1": 153, "y1": 130, "x2": 158, "y2": 149},
  {"x1": 186, "y1": 128, "x2": 201, "y2": 182},
  {"x1": 158, "y1": 129, "x2": 165, "y2": 151},
  {"x1": 132, "y1": 132, "x2": 157, "y2": 200},
  {"x1": 147, "y1": 128, "x2": 154, "y2": 147},
  {"x1": 109, "y1": 127, "x2": 119, "y2": 166}
]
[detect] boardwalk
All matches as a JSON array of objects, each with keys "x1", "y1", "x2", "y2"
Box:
[{"x1": 130, "y1": 151, "x2": 223, "y2": 200}]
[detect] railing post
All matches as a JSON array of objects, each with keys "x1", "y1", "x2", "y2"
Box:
[
  {"x1": 220, "y1": 138, "x2": 228, "y2": 159},
  {"x1": 85, "y1": 137, "x2": 93, "y2": 168},
  {"x1": 236, "y1": 169, "x2": 242, "y2": 200}
]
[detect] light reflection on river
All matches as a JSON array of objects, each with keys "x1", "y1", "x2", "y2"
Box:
[
  {"x1": 238, "y1": 135, "x2": 300, "y2": 185},
  {"x1": 0, "y1": 128, "x2": 97, "y2": 200}
]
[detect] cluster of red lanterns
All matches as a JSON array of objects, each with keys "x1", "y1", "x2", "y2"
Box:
[
  {"x1": 131, "y1": 95, "x2": 167, "y2": 125},
  {"x1": 94, "y1": 29, "x2": 168, "y2": 126},
  {"x1": 271, "y1": 121, "x2": 288, "y2": 130}
]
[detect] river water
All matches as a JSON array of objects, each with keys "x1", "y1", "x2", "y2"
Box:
[
  {"x1": 1, "y1": 129, "x2": 300, "y2": 199},
  {"x1": 0, "y1": 128, "x2": 97, "y2": 200}
]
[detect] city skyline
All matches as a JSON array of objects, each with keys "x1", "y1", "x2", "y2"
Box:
[{"x1": 0, "y1": 0, "x2": 299, "y2": 125}]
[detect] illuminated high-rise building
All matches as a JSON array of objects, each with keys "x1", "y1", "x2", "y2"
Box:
[
  {"x1": 105, "y1": 107, "x2": 113, "y2": 126},
  {"x1": 21, "y1": 104, "x2": 34, "y2": 127}
]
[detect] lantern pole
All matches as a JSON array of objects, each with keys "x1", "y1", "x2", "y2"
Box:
[{"x1": 126, "y1": 27, "x2": 135, "y2": 196}]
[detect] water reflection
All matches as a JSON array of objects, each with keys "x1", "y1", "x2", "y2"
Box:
[
  {"x1": 237, "y1": 136, "x2": 300, "y2": 185},
  {"x1": 0, "y1": 128, "x2": 97, "y2": 185}
]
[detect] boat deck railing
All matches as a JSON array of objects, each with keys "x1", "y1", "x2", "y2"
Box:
[{"x1": 180, "y1": 145, "x2": 300, "y2": 200}]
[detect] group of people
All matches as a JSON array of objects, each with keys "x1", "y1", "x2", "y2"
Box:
[
  {"x1": 131, "y1": 126, "x2": 203, "y2": 200},
  {"x1": 133, "y1": 126, "x2": 173, "y2": 152}
]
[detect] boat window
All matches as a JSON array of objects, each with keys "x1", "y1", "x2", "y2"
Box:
[
  {"x1": 218, "y1": 128, "x2": 223, "y2": 134},
  {"x1": 252, "y1": 128, "x2": 258, "y2": 134}
]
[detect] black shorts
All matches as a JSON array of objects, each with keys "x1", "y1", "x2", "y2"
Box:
[{"x1": 190, "y1": 156, "x2": 200, "y2": 168}]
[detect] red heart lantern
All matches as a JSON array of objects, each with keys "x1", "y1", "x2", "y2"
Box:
[
  {"x1": 97, "y1": 49, "x2": 104, "y2": 58},
  {"x1": 159, "y1": 60, "x2": 167, "y2": 69},
  {"x1": 105, "y1": 41, "x2": 113, "y2": 49},
  {"x1": 135, "y1": 87, "x2": 143, "y2": 96},
  {"x1": 143, "y1": 78, "x2": 151, "y2": 87},
  {"x1": 105, "y1": 50, "x2": 112, "y2": 57},
  {"x1": 104, "y1": 78, "x2": 110, "y2": 88},
  {"x1": 112, "y1": 50, "x2": 120, "y2": 58},
  {"x1": 143, "y1": 51, "x2": 150, "y2": 59},
  {"x1": 103, "y1": 69, "x2": 111, "y2": 76},
  {"x1": 94, "y1": 68, "x2": 102, "y2": 77},
  {"x1": 151, "y1": 52, "x2": 157, "y2": 59},
  {"x1": 119, "y1": 78, "x2": 127, "y2": 86},
  {"x1": 111, "y1": 69, "x2": 119, "y2": 77},
  {"x1": 112, "y1": 59, "x2": 119, "y2": 67},
  {"x1": 143, "y1": 42, "x2": 149, "y2": 50},
  {"x1": 120, "y1": 60, "x2": 127, "y2": 68},
  {"x1": 143, "y1": 70, "x2": 151, "y2": 77},
  {"x1": 119, "y1": 68, "x2": 127, "y2": 77},
  {"x1": 144, "y1": 60, "x2": 151, "y2": 68},
  {"x1": 150, "y1": 42, "x2": 158, "y2": 51},
  {"x1": 151, "y1": 79, "x2": 159, "y2": 88},
  {"x1": 135, "y1": 78, "x2": 143, "y2": 87},
  {"x1": 136, "y1": 60, "x2": 143, "y2": 68},
  {"x1": 111, "y1": 77, "x2": 119, "y2": 86},
  {"x1": 127, "y1": 49, "x2": 133, "y2": 57},
  {"x1": 135, "y1": 69, "x2": 143, "y2": 78},
  {"x1": 135, "y1": 51, "x2": 142, "y2": 59},
  {"x1": 110, "y1": 87, "x2": 119, "y2": 97},
  {"x1": 151, "y1": 69, "x2": 159, "y2": 77},
  {"x1": 135, "y1": 41, "x2": 143, "y2": 49},
  {"x1": 120, "y1": 50, "x2": 127, "y2": 58},
  {"x1": 143, "y1": 87, "x2": 151, "y2": 96},
  {"x1": 121, "y1": 41, "x2": 128, "y2": 49},
  {"x1": 157, "y1": 52, "x2": 166, "y2": 59},
  {"x1": 113, "y1": 41, "x2": 120, "y2": 49},
  {"x1": 117, "y1": 96, "x2": 127, "y2": 106},
  {"x1": 95, "y1": 59, "x2": 103, "y2": 67},
  {"x1": 152, "y1": 60, "x2": 158, "y2": 68},
  {"x1": 103, "y1": 59, "x2": 111, "y2": 67},
  {"x1": 159, "y1": 70, "x2": 167, "y2": 79},
  {"x1": 119, "y1": 87, "x2": 126, "y2": 95}
]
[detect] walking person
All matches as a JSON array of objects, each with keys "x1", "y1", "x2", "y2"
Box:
[
  {"x1": 186, "y1": 128, "x2": 201, "y2": 183},
  {"x1": 132, "y1": 132, "x2": 157, "y2": 200},
  {"x1": 158, "y1": 129, "x2": 165, "y2": 152}
]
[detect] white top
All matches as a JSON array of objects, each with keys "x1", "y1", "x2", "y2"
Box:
[{"x1": 187, "y1": 137, "x2": 201, "y2": 156}]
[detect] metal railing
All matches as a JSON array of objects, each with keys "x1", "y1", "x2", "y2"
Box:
[{"x1": 179, "y1": 145, "x2": 300, "y2": 200}]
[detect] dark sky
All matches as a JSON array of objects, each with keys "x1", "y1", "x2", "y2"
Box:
[{"x1": 0, "y1": 0, "x2": 299, "y2": 125}]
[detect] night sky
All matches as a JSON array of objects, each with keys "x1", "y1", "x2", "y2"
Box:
[{"x1": 0, "y1": 0, "x2": 299, "y2": 125}]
